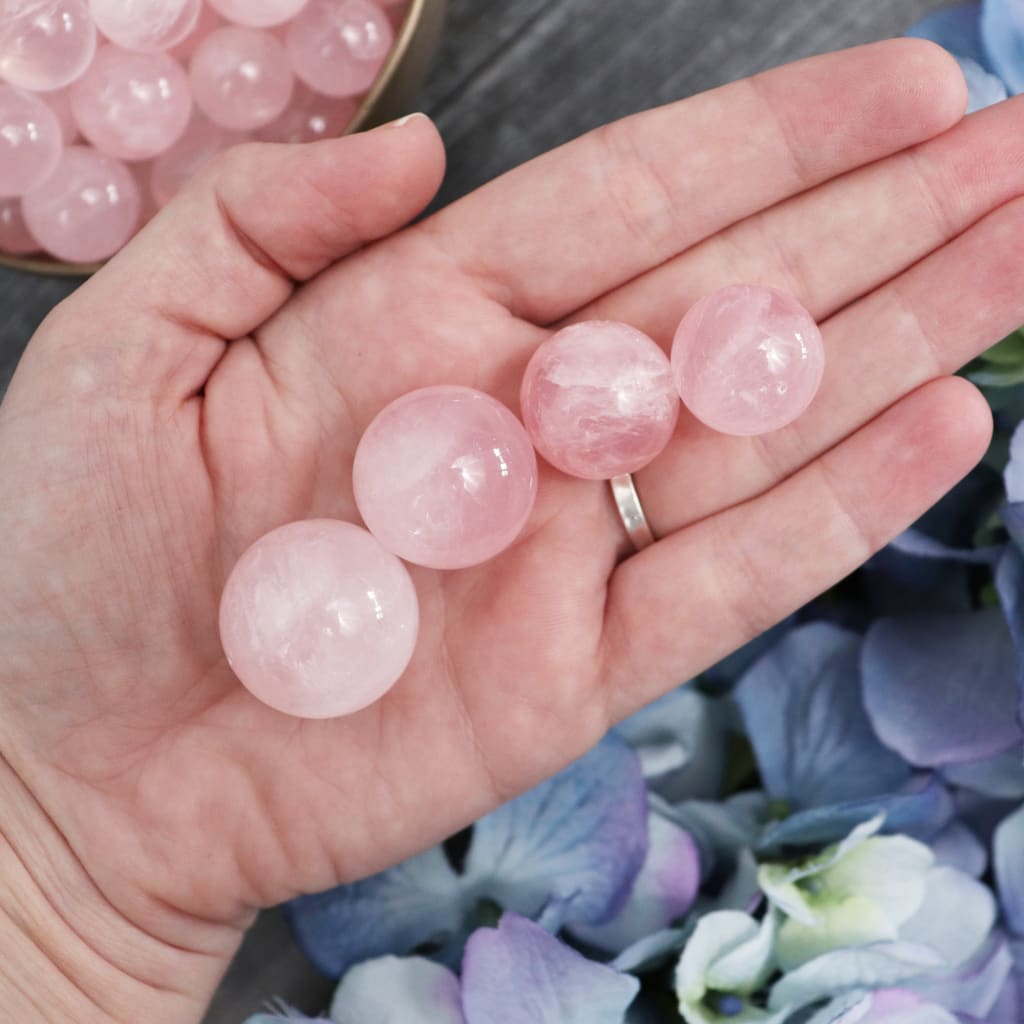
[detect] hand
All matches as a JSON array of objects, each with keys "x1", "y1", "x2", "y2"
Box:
[{"x1": 0, "y1": 39, "x2": 1018, "y2": 1022}]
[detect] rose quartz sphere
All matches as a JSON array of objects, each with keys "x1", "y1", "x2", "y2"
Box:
[
  {"x1": 353, "y1": 386, "x2": 539, "y2": 570},
  {"x1": 190, "y1": 26, "x2": 294, "y2": 131},
  {"x1": 0, "y1": 199, "x2": 38, "y2": 253},
  {"x1": 70, "y1": 47, "x2": 193, "y2": 162},
  {"x1": 255, "y1": 83, "x2": 355, "y2": 143},
  {"x1": 521, "y1": 321, "x2": 679, "y2": 480},
  {"x1": 0, "y1": 85, "x2": 62, "y2": 198},
  {"x1": 89, "y1": 0, "x2": 201, "y2": 53},
  {"x1": 22, "y1": 145, "x2": 141, "y2": 262},
  {"x1": 149, "y1": 115, "x2": 248, "y2": 207},
  {"x1": 671, "y1": 284, "x2": 826, "y2": 436},
  {"x1": 209, "y1": 0, "x2": 309, "y2": 28},
  {"x1": 285, "y1": 0, "x2": 394, "y2": 98},
  {"x1": 219, "y1": 519, "x2": 420, "y2": 719},
  {"x1": 0, "y1": 0, "x2": 97, "y2": 92}
]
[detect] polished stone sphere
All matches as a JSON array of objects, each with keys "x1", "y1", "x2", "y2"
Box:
[
  {"x1": 521, "y1": 320, "x2": 679, "y2": 479},
  {"x1": 70, "y1": 46, "x2": 193, "y2": 161},
  {"x1": 21, "y1": 144, "x2": 141, "y2": 262},
  {"x1": 219, "y1": 519, "x2": 420, "y2": 719},
  {"x1": 353, "y1": 386, "x2": 538, "y2": 570},
  {"x1": 190, "y1": 25, "x2": 294, "y2": 131},
  {"x1": 671, "y1": 284, "x2": 826, "y2": 436},
  {"x1": 0, "y1": 0, "x2": 97, "y2": 91},
  {"x1": 0, "y1": 84, "x2": 63, "y2": 198}
]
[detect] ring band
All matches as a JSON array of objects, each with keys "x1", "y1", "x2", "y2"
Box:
[{"x1": 609, "y1": 474, "x2": 656, "y2": 552}]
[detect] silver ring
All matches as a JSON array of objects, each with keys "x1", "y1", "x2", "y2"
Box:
[{"x1": 609, "y1": 474, "x2": 656, "y2": 552}]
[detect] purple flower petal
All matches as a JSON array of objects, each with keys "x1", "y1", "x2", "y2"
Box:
[
  {"x1": 995, "y1": 545, "x2": 1024, "y2": 732},
  {"x1": 329, "y1": 956, "x2": 465, "y2": 1024},
  {"x1": 615, "y1": 687, "x2": 734, "y2": 802},
  {"x1": 994, "y1": 804, "x2": 1024, "y2": 937},
  {"x1": 757, "y1": 777, "x2": 954, "y2": 852},
  {"x1": 862, "y1": 610, "x2": 1021, "y2": 767},
  {"x1": 767, "y1": 943, "x2": 946, "y2": 1014},
  {"x1": 570, "y1": 812, "x2": 700, "y2": 955},
  {"x1": 982, "y1": 0, "x2": 1024, "y2": 92},
  {"x1": 929, "y1": 821, "x2": 987, "y2": 878},
  {"x1": 461, "y1": 914, "x2": 639, "y2": 1024},
  {"x1": 942, "y1": 748, "x2": 1024, "y2": 800},
  {"x1": 464, "y1": 734, "x2": 648, "y2": 928},
  {"x1": 908, "y1": 933, "x2": 1012, "y2": 1018},
  {"x1": 735, "y1": 623, "x2": 910, "y2": 809},
  {"x1": 287, "y1": 846, "x2": 466, "y2": 977},
  {"x1": 906, "y1": 3, "x2": 988, "y2": 67},
  {"x1": 1006, "y1": 423, "x2": 1024, "y2": 503}
]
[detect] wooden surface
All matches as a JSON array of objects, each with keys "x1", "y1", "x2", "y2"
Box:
[{"x1": 0, "y1": 0, "x2": 951, "y2": 1018}]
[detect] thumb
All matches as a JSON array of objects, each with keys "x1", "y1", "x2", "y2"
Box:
[{"x1": 30, "y1": 115, "x2": 445, "y2": 397}]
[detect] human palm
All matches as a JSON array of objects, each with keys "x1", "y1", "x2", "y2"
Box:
[{"x1": 1, "y1": 40, "x2": 1022, "y2": 1022}]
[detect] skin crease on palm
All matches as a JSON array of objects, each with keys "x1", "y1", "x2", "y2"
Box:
[{"x1": 0, "y1": 36, "x2": 1021, "y2": 1022}]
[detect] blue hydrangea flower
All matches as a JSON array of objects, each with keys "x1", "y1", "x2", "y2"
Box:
[
  {"x1": 732, "y1": 623, "x2": 953, "y2": 852},
  {"x1": 674, "y1": 910, "x2": 783, "y2": 1023},
  {"x1": 758, "y1": 818, "x2": 995, "y2": 972},
  {"x1": 250, "y1": 915, "x2": 639, "y2": 1024},
  {"x1": 286, "y1": 734, "x2": 688, "y2": 976}
]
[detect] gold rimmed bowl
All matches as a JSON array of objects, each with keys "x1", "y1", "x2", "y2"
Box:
[{"x1": 0, "y1": 0, "x2": 447, "y2": 277}]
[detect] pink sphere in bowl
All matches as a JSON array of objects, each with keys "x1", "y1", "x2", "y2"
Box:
[
  {"x1": 521, "y1": 321, "x2": 679, "y2": 480},
  {"x1": 353, "y1": 386, "x2": 539, "y2": 570},
  {"x1": 0, "y1": 85, "x2": 63, "y2": 198},
  {"x1": 671, "y1": 284, "x2": 826, "y2": 436},
  {"x1": 22, "y1": 145, "x2": 141, "y2": 263},
  {"x1": 89, "y1": 0, "x2": 201, "y2": 53},
  {"x1": 219, "y1": 519, "x2": 420, "y2": 719},
  {"x1": 0, "y1": 0, "x2": 97, "y2": 92},
  {"x1": 255, "y1": 83, "x2": 356, "y2": 143},
  {"x1": 149, "y1": 116, "x2": 249, "y2": 207},
  {"x1": 70, "y1": 47, "x2": 193, "y2": 162},
  {"x1": 209, "y1": 0, "x2": 310, "y2": 28},
  {"x1": 190, "y1": 26, "x2": 294, "y2": 131},
  {"x1": 0, "y1": 199, "x2": 38, "y2": 254},
  {"x1": 285, "y1": 0, "x2": 394, "y2": 98}
]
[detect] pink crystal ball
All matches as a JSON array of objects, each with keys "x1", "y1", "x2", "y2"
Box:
[
  {"x1": 0, "y1": 85, "x2": 63, "y2": 199},
  {"x1": 353, "y1": 386, "x2": 539, "y2": 570},
  {"x1": 21, "y1": 145, "x2": 141, "y2": 263},
  {"x1": 219, "y1": 519, "x2": 420, "y2": 719},
  {"x1": 89, "y1": 0, "x2": 201, "y2": 53},
  {"x1": 209, "y1": 0, "x2": 310, "y2": 28},
  {"x1": 71, "y1": 47, "x2": 193, "y2": 162},
  {"x1": 190, "y1": 26, "x2": 295, "y2": 131},
  {"x1": 0, "y1": 0, "x2": 97, "y2": 92},
  {"x1": 521, "y1": 321, "x2": 679, "y2": 480},
  {"x1": 671, "y1": 284, "x2": 826, "y2": 436},
  {"x1": 286, "y1": 0, "x2": 394, "y2": 98}
]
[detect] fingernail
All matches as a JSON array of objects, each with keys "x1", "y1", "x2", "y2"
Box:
[{"x1": 383, "y1": 112, "x2": 430, "y2": 129}]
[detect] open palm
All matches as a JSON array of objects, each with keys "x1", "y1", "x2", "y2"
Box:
[{"x1": 1, "y1": 40, "x2": 1021, "y2": 1023}]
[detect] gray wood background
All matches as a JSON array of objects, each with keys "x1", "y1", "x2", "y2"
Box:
[{"x1": 0, "y1": 0, "x2": 953, "y2": 1018}]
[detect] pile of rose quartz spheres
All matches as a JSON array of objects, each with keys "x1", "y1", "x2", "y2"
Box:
[{"x1": 0, "y1": 0, "x2": 408, "y2": 264}]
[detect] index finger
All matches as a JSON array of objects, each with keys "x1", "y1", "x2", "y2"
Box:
[{"x1": 423, "y1": 39, "x2": 967, "y2": 325}]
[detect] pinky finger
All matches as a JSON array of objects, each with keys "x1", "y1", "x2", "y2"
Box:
[{"x1": 599, "y1": 376, "x2": 993, "y2": 721}]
